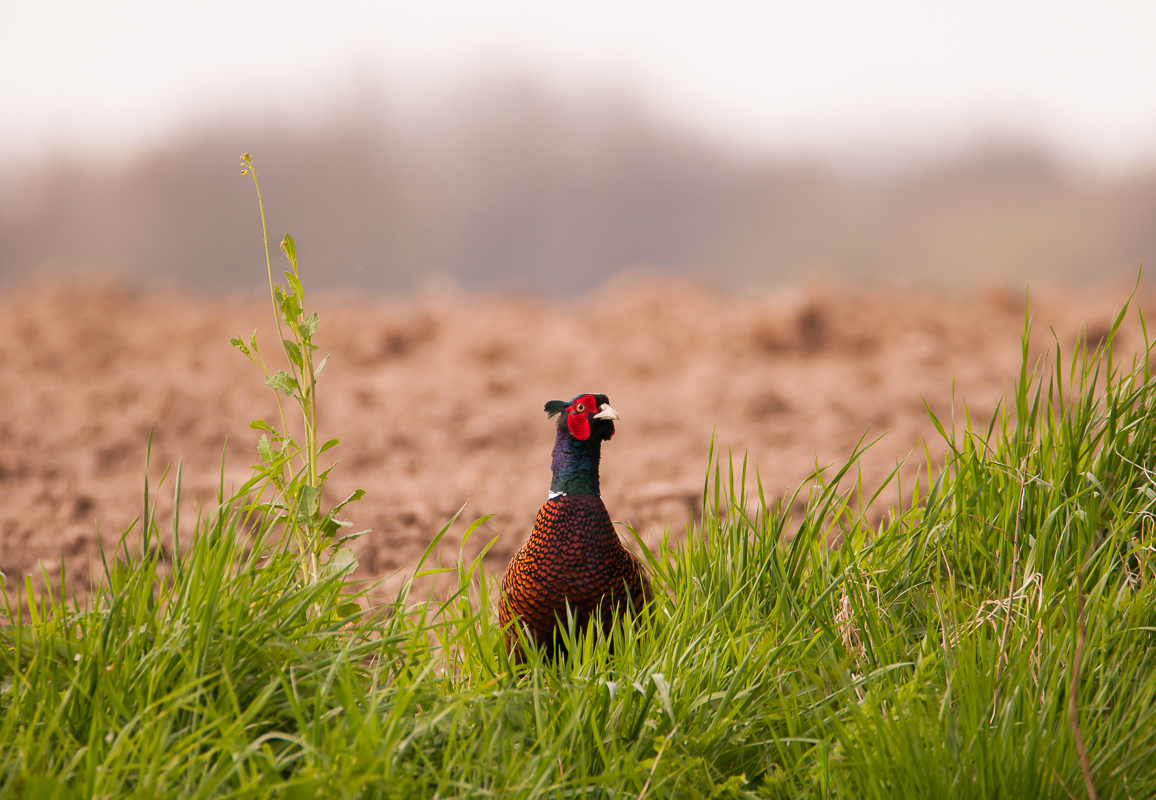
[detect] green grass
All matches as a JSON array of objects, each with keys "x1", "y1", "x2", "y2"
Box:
[{"x1": 3, "y1": 164, "x2": 1155, "y2": 798}]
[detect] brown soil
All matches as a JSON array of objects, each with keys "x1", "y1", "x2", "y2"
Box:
[{"x1": 0, "y1": 277, "x2": 1145, "y2": 601}]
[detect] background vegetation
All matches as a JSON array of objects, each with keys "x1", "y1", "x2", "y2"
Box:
[{"x1": 4, "y1": 81, "x2": 1155, "y2": 294}]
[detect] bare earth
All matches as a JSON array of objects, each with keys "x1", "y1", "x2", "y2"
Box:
[{"x1": 0, "y1": 277, "x2": 1145, "y2": 601}]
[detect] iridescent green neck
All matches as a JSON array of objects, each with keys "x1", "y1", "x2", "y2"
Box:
[{"x1": 549, "y1": 428, "x2": 601, "y2": 496}]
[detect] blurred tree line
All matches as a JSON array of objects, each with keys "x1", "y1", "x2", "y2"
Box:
[{"x1": 2, "y1": 78, "x2": 1153, "y2": 295}]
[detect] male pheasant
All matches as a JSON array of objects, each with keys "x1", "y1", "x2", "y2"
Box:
[{"x1": 499, "y1": 393, "x2": 651, "y2": 660}]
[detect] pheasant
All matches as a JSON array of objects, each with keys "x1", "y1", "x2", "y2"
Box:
[{"x1": 499, "y1": 393, "x2": 651, "y2": 660}]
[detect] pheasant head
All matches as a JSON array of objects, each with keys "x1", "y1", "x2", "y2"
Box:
[{"x1": 543, "y1": 393, "x2": 619, "y2": 497}]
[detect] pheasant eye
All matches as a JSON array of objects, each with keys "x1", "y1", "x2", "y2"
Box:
[{"x1": 576, "y1": 403, "x2": 585, "y2": 412}]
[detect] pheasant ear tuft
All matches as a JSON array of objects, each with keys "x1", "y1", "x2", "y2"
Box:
[{"x1": 544, "y1": 400, "x2": 567, "y2": 419}]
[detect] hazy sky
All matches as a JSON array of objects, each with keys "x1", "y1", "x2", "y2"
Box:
[{"x1": 4, "y1": 1, "x2": 1156, "y2": 169}]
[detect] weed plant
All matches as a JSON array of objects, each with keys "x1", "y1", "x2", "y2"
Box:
[
  {"x1": 2, "y1": 163, "x2": 1155, "y2": 797},
  {"x1": 230, "y1": 153, "x2": 367, "y2": 584}
]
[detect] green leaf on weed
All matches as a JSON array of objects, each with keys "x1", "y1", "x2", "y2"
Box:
[
  {"x1": 229, "y1": 336, "x2": 250, "y2": 355},
  {"x1": 323, "y1": 547, "x2": 357, "y2": 578},
  {"x1": 299, "y1": 312, "x2": 319, "y2": 339},
  {"x1": 337, "y1": 530, "x2": 369, "y2": 545},
  {"x1": 257, "y1": 435, "x2": 276, "y2": 464},
  {"x1": 266, "y1": 371, "x2": 299, "y2": 396},
  {"x1": 249, "y1": 419, "x2": 277, "y2": 434},
  {"x1": 320, "y1": 515, "x2": 354, "y2": 538},
  {"x1": 298, "y1": 484, "x2": 320, "y2": 518},
  {"x1": 320, "y1": 512, "x2": 351, "y2": 532},
  {"x1": 279, "y1": 292, "x2": 302, "y2": 326},
  {"x1": 283, "y1": 339, "x2": 303, "y2": 368},
  {"x1": 281, "y1": 233, "x2": 296, "y2": 263},
  {"x1": 284, "y1": 270, "x2": 304, "y2": 303},
  {"x1": 319, "y1": 438, "x2": 340, "y2": 454},
  {"x1": 336, "y1": 602, "x2": 360, "y2": 619},
  {"x1": 331, "y1": 488, "x2": 365, "y2": 512}
]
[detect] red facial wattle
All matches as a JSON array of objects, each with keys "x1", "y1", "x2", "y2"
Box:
[
  {"x1": 566, "y1": 394, "x2": 599, "y2": 441},
  {"x1": 568, "y1": 412, "x2": 591, "y2": 440}
]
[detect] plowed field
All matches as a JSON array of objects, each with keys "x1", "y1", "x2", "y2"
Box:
[{"x1": 0, "y1": 278, "x2": 1143, "y2": 600}]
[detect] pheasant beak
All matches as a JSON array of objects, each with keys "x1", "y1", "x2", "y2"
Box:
[{"x1": 593, "y1": 404, "x2": 620, "y2": 421}]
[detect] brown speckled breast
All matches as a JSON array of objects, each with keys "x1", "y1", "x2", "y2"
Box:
[{"x1": 499, "y1": 494, "x2": 651, "y2": 659}]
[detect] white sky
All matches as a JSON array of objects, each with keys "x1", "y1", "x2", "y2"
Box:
[{"x1": 3, "y1": 1, "x2": 1156, "y2": 169}]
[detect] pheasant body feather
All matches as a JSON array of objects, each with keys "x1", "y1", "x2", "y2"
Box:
[{"x1": 499, "y1": 393, "x2": 651, "y2": 659}]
